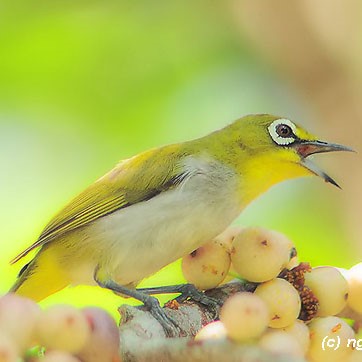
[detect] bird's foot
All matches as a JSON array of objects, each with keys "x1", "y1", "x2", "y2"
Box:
[
  {"x1": 137, "y1": 283, "x2": 222, "y2": 318},
  {"x1": 174, "y1": 284, "x2": 221, "y2": 317},
  {"x1": 94, "y1": 277, "x2": 181, "y2": 337},
  {"x1": 143, "y1": 295, "x2": 180, "y2": 337}
]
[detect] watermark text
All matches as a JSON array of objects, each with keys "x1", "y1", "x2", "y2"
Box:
[{"x1": 322, "y1": 336, "x2": 362, "y2": 351}]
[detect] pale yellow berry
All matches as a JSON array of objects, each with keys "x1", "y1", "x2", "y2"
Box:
[
  {"x1": 255, "y1": 278, "x2": 301, "y2": 328},
  {"x1": 41, "y1": 351, "x2": 81, "y2": 362},
  {"x1": 213, "y1": 226, "x2": 243, "y2": 253},
  {"x1": 0, "y1": 294, "x2": 40, "y2": 351},
  {"x1": 336, "y1": 267, "x2": 350, "y2": 279},
  {"x1": 346, "y1": 263, "x2": 362, "y2": 315},
  {"x1": 182, "y1": 240, "x2": 231, "y2": 290},
  {"x1": 348, "y1": 349, "x2": 362, "y2": 362},
  {"x1": 231, "y1": 227, "x2": 291, "y2": 282},
  {"x1": 281, "y1": 319, "x2": 310, "y2": 354},
  {"x1": 214, "y1": 227, "x2": 243, "y2": 284},
  {"x1": 0, "y1": 333, "x2": 19, "y2": 362},
  {"x1": 220, "y1": 292, "x2": 269, "y2": 342},
  {"x1": 259, "y1": 330, "x2": 304, "y2": 357},
  {"x1": 194, "y1": 321, "x2": 227, "y2": 341},
  {"x1": 308, "y1": 316, "x2": 354, "y2": 362},
  {"x1": 37, "y1": 305, "x2": 90, "y2": 354},
  {"x1": 304, "y1": 266, "x2": 348, "y2": 316},
  {"x1": 77, "y1": 307, "x2": 120, "y2": 362}
]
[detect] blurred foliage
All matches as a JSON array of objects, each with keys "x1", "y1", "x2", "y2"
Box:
[{"x1": 0, "y1": 1, "x2": 356, "y2": 320}]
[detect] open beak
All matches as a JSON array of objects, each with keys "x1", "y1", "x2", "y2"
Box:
[{"x1": 293, "y1": 140, "x2": 355, "y2": 188}]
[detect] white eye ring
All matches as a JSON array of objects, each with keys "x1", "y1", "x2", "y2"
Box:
[{"x1": 268, "y1": 119, "x2": 297, "y2": 146}]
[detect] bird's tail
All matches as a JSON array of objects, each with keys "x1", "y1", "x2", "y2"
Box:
[{"x1": 9, "y1": 249, "x2": 70, "y2": 302}]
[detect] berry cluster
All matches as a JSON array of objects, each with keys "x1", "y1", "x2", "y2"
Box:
[
  {"x1": 182, "y1": 226, "x2": 362, "y2": 362},
  {"x1": 0, "y1": 295, "x2": 120, "y2": 362}
]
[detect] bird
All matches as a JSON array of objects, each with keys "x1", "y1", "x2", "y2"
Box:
[{"x1": 9, "y1": 114, "x2": 352, "y2": 334}]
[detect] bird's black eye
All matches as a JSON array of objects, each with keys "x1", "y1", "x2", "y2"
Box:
[{"x1": 276, "y1": 124, "x2": 293, "y2": 138}]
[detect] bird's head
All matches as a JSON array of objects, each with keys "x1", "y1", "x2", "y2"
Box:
[{"x1": 215, "y1": 114, "x2": 354, "y2": 202}]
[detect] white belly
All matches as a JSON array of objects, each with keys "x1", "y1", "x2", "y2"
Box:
[{"x1": 69, "y1": 156, "x2": 243, "y2": 286}]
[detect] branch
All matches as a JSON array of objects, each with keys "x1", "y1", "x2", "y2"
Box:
[
  {"x1": 118, "y1": 337, "x2": 305, "y2": 362},
  {"x1": 118, "y1": 281, "x2": 305, "y2": 362}
]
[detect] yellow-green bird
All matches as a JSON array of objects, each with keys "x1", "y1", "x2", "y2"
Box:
[{"x1": 10, "y1": 114, "x2": 352, "y2": 333}]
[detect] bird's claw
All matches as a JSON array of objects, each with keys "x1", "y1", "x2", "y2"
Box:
[
  {"x1": 174, "y1": 284, "x2": 221, "y2": 317},
  {"x1": 144, "y1": 296, "x2": 180, "y2": 337}
]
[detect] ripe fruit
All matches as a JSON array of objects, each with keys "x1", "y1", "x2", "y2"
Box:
[
  {"x1": 37, "y1": 305, "x2": 90, "y2": 354},
  {"x1": 213, "y1": 226, "x2": 243, "y2": 253},
  {"x1": 41, "y1": 351, "x2": 81, "y2": 362},
  {"x1": 182, "y1": 240, "x2": 231, "y2": 290},
  {"x1": 220, "y1": 292, "x2": 269, "y2": 342},
  {"x1": 308, "y1": 316, "x2": 355, "y2": 362},
  {"x1": 255, "y1": 278, "x2": 301, "y2": 328},
  {"x1": 194, "y1": 321, "x2": 227, "y2": 341},
  {"x1": 348, "y1": 349, "x2": 362, "y2": 362},
  {"x1": 77, "y1": 307, "x2": 121, "y2": 362},
  {"x1": 304, "y1": 266, "x2": 348, "y2": 316},
  {"x1": 230, "y1": 227, "x2": 291, "y2": 282},
  {"x1": 0, "y1": 333, "x2": 19, "y2": 362},
  {"x1": 258, "y1": 330, "x2": 304, "y2": 357},
  {"x1": 281, "y1": 319, "x2": 310, "y2": 354},
  {"x1": 0, "y1": 294, "x2": 40, "y2": 351},
  {"x1": 346, "y1": 263, "x2": 362, "y2": 314}
]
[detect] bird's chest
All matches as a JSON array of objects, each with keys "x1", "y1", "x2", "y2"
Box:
[{"x1": 91, "y1": 162, "x2": 242, "y2": 284}]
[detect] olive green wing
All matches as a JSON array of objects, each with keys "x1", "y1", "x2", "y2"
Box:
[{"x1": 11, "y1": 145, "x2": 188, "y2": 264}]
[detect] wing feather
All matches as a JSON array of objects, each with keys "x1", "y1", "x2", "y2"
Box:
[{"x1": 11, "y1": 145, "x2": 187, "y2": 264}]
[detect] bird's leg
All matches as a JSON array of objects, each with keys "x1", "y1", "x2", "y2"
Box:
[
  {"x1": 95, "y1": 278, "x2": 180, "y2": 337},
  {"x1": 137, "y1": 283, "x2": 221, "y2": 313}
]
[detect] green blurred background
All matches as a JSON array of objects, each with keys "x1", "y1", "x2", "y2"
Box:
[{"x1": 1, "y1": 1, "x2": 361, "y2": 320}]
